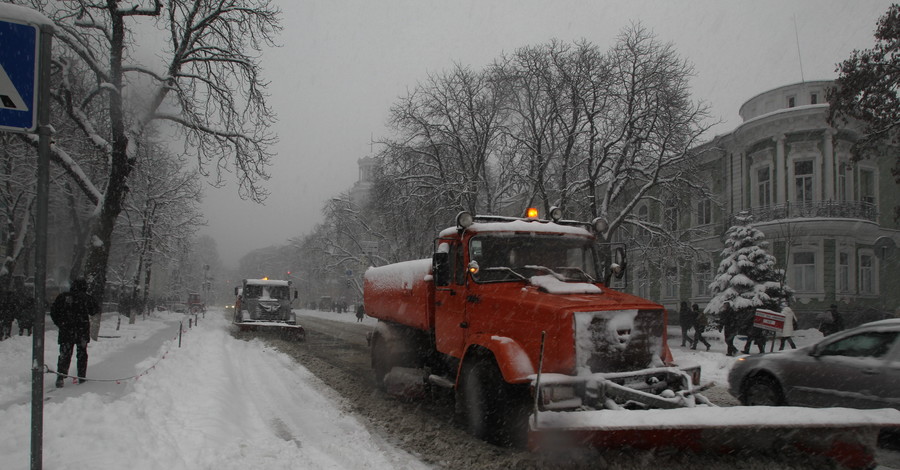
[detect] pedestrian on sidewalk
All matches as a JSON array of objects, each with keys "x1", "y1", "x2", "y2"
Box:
[
  {"x1": 0, "y1": 278, "x2": 15, "y2": 340},
  {"x1": 356, "y1": 304, "x2": 365, "y2": 323},
  {"x1": 778, "y1": 306, "x2": 798, "y2": 350},
  {"x1": 721, "y1": 301, "x2": 740, "y2": 356},
  {"x1": 690, "y1": 304, "x2": 711, "y2": 351},
  {"x1": 50, "y1": 279, "x2": 100, "y2": 387},
  {"x1": 678, "y1": 301, "x2": 694, "y2": 347},
  {"x1": 14, "y1": 276, "x2": 35, "y2": 337}
]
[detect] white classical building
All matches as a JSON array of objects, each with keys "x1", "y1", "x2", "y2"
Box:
[{"x1": 652, "y1": 81, "x2": 898, "y2": 325}]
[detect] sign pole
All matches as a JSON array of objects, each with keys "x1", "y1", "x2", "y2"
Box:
[{"x1": 31, "y1": 24, "x2": 52, "y2": 470}]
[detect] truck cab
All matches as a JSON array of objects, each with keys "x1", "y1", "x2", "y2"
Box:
[{"x1": 233, "y1": 279, "x2": 298, "y2": 325}]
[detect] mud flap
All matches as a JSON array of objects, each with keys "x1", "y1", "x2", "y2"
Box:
[{"x1": 528, "y1": 407, "x2": 900, "y2": 470}]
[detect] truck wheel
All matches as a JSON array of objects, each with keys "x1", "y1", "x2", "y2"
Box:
[
  {"x1": 460, "y1": 359, "x2": 529, "y2": 447},
  {"x1": 742, "y1": 375, "x2": 785, "y2": 406}
]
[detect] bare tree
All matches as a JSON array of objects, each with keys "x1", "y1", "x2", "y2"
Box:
[
  {"x1": 382, "y1": 64, "x2": 510, "y2": 215},
  {"x1": 17, "y1": 0, "x2": 279, "y2": 304}
]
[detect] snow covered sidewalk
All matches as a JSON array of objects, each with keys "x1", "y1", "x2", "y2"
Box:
[{"x1": 0, "y1": 309, "x2": 429, "y2": 470}]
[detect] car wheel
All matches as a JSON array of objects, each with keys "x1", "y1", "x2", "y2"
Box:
[{"x1": 742, "y1": 375, "x2": 785, "y2": 406}]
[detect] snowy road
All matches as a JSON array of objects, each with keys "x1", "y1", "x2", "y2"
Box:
[
  {"x1": 0, "y1": 308, "x2": 896, "y2": 469},
  {"x1": 0, "y1": 309, "x2": 428, "y2": 470}
]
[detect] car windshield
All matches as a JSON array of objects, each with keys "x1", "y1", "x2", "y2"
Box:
[{"x1": 469, "y1": 233, "x2": 598, "y2": 283}]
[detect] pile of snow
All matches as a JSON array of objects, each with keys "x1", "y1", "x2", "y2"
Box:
[{"x1": 0, "y1": 309, "x2": 426, "y2": 470}]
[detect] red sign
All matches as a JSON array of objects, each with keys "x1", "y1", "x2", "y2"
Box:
[{"x1": 754, "y1": 309, "x2": 785, "y2": 332}]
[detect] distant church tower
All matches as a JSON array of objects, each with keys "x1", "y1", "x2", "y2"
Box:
[{"x1": 349, "y1": 156, "x2": 376, "y2": 208}]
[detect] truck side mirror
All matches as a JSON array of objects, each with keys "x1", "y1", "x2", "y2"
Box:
[
  {"x1": 613, "y1": 246, "x2": 627, "y2": 279},
  {"x1": 433, "y1": 252, "x2": 450, "y2": 286}
]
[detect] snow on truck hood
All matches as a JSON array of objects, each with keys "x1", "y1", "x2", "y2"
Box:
[{"x1": 529, "y1": 275, "x2": 602, "y2": 294}]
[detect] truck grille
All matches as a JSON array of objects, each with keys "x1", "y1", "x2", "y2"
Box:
[{"x1": 573, "y1": 309, "x2": 665, "y2": 374}]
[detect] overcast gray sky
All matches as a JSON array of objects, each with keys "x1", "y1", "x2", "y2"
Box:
[{"x1": 199, "y1": 0, "x2": 894, "y2": 267}]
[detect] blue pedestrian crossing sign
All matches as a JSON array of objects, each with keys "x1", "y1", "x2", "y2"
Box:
[{"x1": 0, "y1": 18, "x2": 39, "y2": 132}]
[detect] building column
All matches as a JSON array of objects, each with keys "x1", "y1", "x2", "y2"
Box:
[
  {"x1": 774, "y1": 134, "x2": 786, "y2": 204},
  {"x1": 823, "y1": 128, "x2": 836, "y2": 200}
]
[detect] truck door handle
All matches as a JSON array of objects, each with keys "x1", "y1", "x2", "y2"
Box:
[
  {"x1": 459, "y1": 322, "x2": 468, "y2": 328},
  {"x1": 467, "y1": 295, "x2": 480, "y2": 303}
]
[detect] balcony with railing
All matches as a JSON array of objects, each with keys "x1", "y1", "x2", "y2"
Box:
[{"x1": 728, "y1": 200, "x2": 878, "y2": 226}]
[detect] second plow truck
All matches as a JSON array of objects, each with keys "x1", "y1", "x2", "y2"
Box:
[
  {"x1": 363, "y1": 209, "x2": 900, "y2": 468},
  {"x1": 233, "y1": 278, "x2": 306, "y2": 341}
]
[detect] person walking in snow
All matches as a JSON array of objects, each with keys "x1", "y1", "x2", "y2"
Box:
[
  {"x1": 690, "y1": 304, "x2": 711, "y2": 351},
  {"x1": 14, "y1": 276, "x2": 35, "y2": 336},
  {"x1": 740, "y1": 309, "x2": 767, "y2": 354},
  {"x1": 50, "y1": 279, "x2": 99, "y2": 387},
  {"x1": 678, "y1": 301, "x2": 694, "y2": 347},
  {"x1": 817, "y1": 303, "x2": 844, "y2": 336},
  {"x1": 0, "y1": 282, "x2": 15, "y2": 340},
  {"x1": 721, "y1": 301, "x2": 740, "y2": 356},
  {"x1": 777, "y1": 306, "x2": 798, "y2": 350},
  {"x1": 356, "y1": 304, "x2": 365, "y2": 322}
]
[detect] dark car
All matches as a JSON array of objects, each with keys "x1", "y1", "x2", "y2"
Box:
[{"x1": 728, "y1": 319, "x2": 900, "y2": 410}]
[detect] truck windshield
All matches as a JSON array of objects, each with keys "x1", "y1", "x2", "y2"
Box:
[
  {"x1": 469, "y1": 233, "x2": 599, "y2": 283},
  {"x1": 243, "y1": 284, "x2": 289, "y2": 300}
]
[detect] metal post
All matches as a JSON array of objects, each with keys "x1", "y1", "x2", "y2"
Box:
[
  {"x1": 31, "y1": 25, "x2": 53, "y2": 470},
  {"x1": 179, "y1": 322, "x2": 183, "y2": 348}
]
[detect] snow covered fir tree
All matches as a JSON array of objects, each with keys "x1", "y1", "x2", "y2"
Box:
[{"x1": 705, "y1": 212, "x2": 794, "y2": 326}]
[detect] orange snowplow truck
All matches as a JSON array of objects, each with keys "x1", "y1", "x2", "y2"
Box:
[{"x1": 364, "y1": 210, "x2": 900, "y2": 468}]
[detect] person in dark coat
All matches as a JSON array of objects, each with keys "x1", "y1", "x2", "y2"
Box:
[
  {"x1": 818, "y1": 304, "x2": 845, "y2": 336},
  {"x1": 14, "y1": 276, "x2": 34, "y2": 336},
  {"x1": 50, "y1": 279, "x2": 99, "y2": 387},
  {"x1": 0, "y1": 289, "x2": 17, "y2": 341},
  {"x1": 721, "y1": 301, "x2": 740, "y2": 356},
  {"x1": 678, "y1": 301, "x2": 694, "y2": 347},
  {"x1": 740, "y1": 308, "x2": 767, "y2": 354},
  {"x1": 356, "y1": 304, "x2": 365, "y2": 322},
  {"x1": 690, "y1": 304, "x2": 711, "y2": 351}
]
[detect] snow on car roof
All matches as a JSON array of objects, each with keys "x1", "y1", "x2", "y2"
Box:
[
  {"x1": 244, "y1": 279, "x2": 290, "y2": 286},
  {"x1": 439, "y1": 219, "x2": 593, "y2": 238}
]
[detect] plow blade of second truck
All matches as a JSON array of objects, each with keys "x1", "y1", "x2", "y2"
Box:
[
  {"x1": 233, "y1": 321, "x2": 307, "y2": 341},
  {"x1": 529, "y1": 406, "x2": 900, "y2": 469}
]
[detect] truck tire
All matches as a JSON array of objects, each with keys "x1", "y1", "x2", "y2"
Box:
[{"x1": 459, "y1": 358, "x2": 529, "y2": 447}]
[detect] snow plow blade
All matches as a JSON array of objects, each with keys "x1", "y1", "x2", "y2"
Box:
[
  {"x1": 528, "y1": 406, "x2": 900, "y2": 469},
  {"x1": 234, "y1": 321, "x2": 306, "y2": 341}
]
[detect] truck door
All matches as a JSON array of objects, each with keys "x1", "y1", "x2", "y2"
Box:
[{"x1": 434, "y1": 239, "x2": 468, "y2": 358}]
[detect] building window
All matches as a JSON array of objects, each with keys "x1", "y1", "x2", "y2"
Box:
[
  {"x1": 756, "y1": 166, "x2": 771, "y2": 207},
  {"x1": 859, "y1": 253, "x2": 874, "y2": 294},
  {"x1": 664, "y1": 266, "x2": 679, "y2": 299},
  {"x1": 787, "y1": 96, "x2": 796, "y2": 107},
  {"x1": 838, "y1": 251, "x2": 850, "y2": 293},
  {"x1": 859, "y1": 168, "x2": 876, "y2": 205},
  {"x1": 695, "y1": 261, "x2": 712, "y2": 297},
  {"x1": 696, "y1": 198, "x2": 712, "y2": 225},
  {"x1": 810, "y1": 93, "x2": 818, "y2": 105},
  {"x1": 792, "y1": 251, "x2": 816, "y2": 292},
  {"x1": 794, "y1": 160, "x2": 814, "y2": 204}
]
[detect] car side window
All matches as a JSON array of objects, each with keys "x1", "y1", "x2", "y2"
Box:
[{"x1": 819, "y1": 331, "x2": 899, "y2": 358}]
